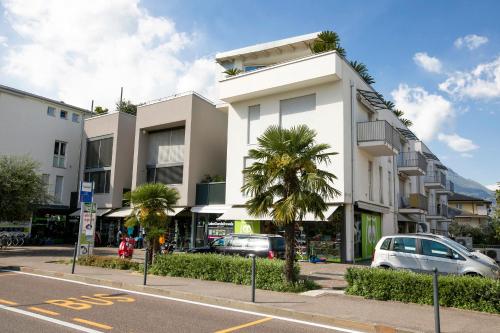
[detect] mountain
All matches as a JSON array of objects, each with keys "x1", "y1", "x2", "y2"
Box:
[{"x1": 447, "y1": 169, "x2": 496, "y2": 202}]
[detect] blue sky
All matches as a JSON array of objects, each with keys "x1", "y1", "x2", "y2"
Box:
[{"x1": 0, "y1": 0, "x2": 499, "y2": 188}]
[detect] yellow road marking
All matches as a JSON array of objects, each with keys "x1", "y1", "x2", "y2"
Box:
[
  {"x1": 0, "y1": 298, "x2": 18, "y2": 306},
  {"x1": 28, "y1": 306, "x2": 60, "y2": 316},
  {"x1": 214, "y1": 317, "x2": 273, "y2": 333},
  {"x1": 73, "y1": 318, "x2": 113, "y2": 330}
]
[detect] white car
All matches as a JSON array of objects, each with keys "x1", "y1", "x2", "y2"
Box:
[{"x1": 371, "y1": 234, "x2": 500, "y2": 279}]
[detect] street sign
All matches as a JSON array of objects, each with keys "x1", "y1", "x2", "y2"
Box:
[
  {"x1": 80, "y1": 181, "x2": 93, "y2": 203},
  {"x1": 77, "y1": 202, "x2": 97, "y2": 256}
]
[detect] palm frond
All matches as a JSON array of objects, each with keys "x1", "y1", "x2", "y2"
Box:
[{"x1": 349, "y1": 60, "x2": 375, "y2": 85}]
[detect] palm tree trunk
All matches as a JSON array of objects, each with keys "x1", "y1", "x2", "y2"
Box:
[{"x1": 284, "y1": 222, "x2": 296, "y2": 283}]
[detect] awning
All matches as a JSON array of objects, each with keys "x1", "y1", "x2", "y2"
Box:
[
  {"x1": 166, "y1": 207, "x2": 186, "y2": 216},
  {"x1": 356, "y1": 201, "x2": 390, "y2": 214},
  {"x1": 106, "y1": 207, "x2": 133, "y2": 218},
  {"x1": 217, "y1": 205, "x2": 339, "y2": 222},
  {"x1": 191, "y1": 205, "x2": 231, "y2": 214},
  {"x1": 69, "y1": 208, "x2": 112, "y2": 217}
]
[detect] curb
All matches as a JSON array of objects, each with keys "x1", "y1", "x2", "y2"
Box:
[{"x1": 6, "y1": 265, "x2": 418, "y2": 333}]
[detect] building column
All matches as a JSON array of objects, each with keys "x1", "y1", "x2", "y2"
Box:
[
  {"x1": 190, "y1": 213, "x2": 196, "y2": 249},
  {"x1": 343, "y1": 204, "x2": 355, "y2": 263}
]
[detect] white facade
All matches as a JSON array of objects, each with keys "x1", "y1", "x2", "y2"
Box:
[{"x1": 0, "y1": 84, "x2": 90, "y2": 208}]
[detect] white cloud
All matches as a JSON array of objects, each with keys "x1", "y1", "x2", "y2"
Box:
[
  {"x1": 413, "y1": 52, "x2": 442, "y2": 73},
  {"x1": 486, "y1": 184, "x2": 499, "y2": 191},
  {"x1": 454, "y1": 34, "x2": 488, "y2": 50},
  {"x1": 439, "y1": 57, "x2": 500, "y2": 99},
  {"x1": 391, "y1": 84, "x2": 453, "y2": 141},
  {"x1": 0, "y1": 0, "x2": 218, "y2": 109},
  {"x1": 460, "y1": 153, "x2": 473, "y2": 158},
  {"x1": 0, "y1": 35, "x2": 7, "y2": 47},
  {"x1": 437, "y1": 133, "x2": 479, "y2": 153},
  {"x1": 176, "y1": 57, "x2": 218, "y2": 102}
]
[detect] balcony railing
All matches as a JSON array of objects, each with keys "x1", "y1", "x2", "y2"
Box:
[
  {"x1": 424, "y1": 170, "x2": 446, "y2": 188},
  {"x1": 397, "y1": 151, "x2": 428, "y2": 175},
  {"x1": 428, "y1": 203, "x2": 448, "y2": 218},
  {"x1": 400, "y1": 193, "x2": 428, "y2": 211},
  {"x1": 357, "y1": 120, "x2": 401, "y2": 155},
  {"x1": 195, "y1": 182, "x2": 226, "y2": 205}
]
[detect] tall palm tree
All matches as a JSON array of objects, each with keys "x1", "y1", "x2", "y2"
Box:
[
  {"x1": 349, "y1": 60, "x2": 375, "y2": 85},
  {"x1": 125, "y1": 183, "x2": 179, "y2": 262},
  {"x1": 310, "y1": 30, "x2": 346, "y2": 58},
  {"x1": 242, "y1": 125, "x2": 341, "y2": 282}
]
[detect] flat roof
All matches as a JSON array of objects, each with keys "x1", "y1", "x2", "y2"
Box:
[
  {"x1": 0, "y1": 83, "x2": 90, "y2": 113},
  {"x1": 138, "y1": 91, "x2": 215, "y2": 108},
  {"x1": 215, "y1": 32, "x2": 320, "y2": 62}
]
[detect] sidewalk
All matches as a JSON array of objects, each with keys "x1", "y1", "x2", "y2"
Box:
[{"x1": 1, "y1": 246, "x2": 499, "y2": 333}]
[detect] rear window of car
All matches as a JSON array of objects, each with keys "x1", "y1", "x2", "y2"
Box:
[
  {"x1": 393, "y1": 237, "x2": 416, "y2": 254},
  {"x1": 269, "y1": 237, "x2": 285, "y2": 251},
  {"x1": 380, "y1": 238, "x2": 391, "y2": 250}
]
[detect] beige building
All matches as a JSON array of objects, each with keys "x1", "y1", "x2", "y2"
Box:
[{"x1": 449, "y1": 193, "x2": 492, "y2": 227}]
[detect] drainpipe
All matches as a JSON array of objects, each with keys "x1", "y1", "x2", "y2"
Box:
[{"x1": 350, "y1": 81, "x2": 356, "y2": 264}]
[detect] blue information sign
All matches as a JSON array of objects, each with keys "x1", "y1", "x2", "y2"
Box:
[{"x1": 80, "y1": 181, "x2": 93, "y2": 203}]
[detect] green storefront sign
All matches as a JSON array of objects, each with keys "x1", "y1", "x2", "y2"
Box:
[
  {"x1": 234, "y1": 220, "x2": 260, "y2": 234},
  {"x1": 361, "y1": 213, "x2": 381, "y2": 259}
]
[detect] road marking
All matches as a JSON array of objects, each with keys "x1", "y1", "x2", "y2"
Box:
[
  {"x1": 28, "y1": 306, "x2": 60, "y2": 316},
  {"x1": 0, "y1": 298, "x2": 18, "y2": 305},
  {"x1": 215, "y1": 317, "x2": 273, "y2": 333},
  {"x1": 74, "y1": 318, "x2": 113, "y2": 330},
  {"x1": 1, "y1": 270, "x2": 365, "y2": 333},
  {"x1": 0, "y1": 304, "x2": 103, "y2": 333}
]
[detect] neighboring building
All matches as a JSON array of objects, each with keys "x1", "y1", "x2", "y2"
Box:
[
  {"x1": 131, "y1": 92, "x2": 228, "y2": 249},
  {"x1": 448, "y1": 193, "x2": 492, "y2": 227},
  {"x1": 0, "y1": 84, "x2": 90, "y2": 238}
]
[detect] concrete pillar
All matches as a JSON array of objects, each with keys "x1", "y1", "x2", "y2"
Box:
[{"x1": 343, "y1": 204, "x2": 355, "y2": 263}]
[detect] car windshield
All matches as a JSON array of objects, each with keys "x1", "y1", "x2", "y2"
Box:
[{"x1": 439, "y1": 237, "x2": 473, "y2": 253}]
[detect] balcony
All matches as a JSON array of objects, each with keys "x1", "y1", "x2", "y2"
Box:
[
  {"x1": 424, "y1": 171, "x2": 446, "y2": 189},
  {"x1": 399, "y1": 193, "x2": 428, "y2": 213},
  {"x1": 397, "y1": 151, "x2": 427, "y2": 176},
  {"x1": 357, "y1": 120, "x2": 401, "y2": 156},
  {"x1": 428, "y1": 203, "x2": 449, "y2": 219},
  {"x1": 436, "y1": 180, "x2": 455, "y2": 194},
  {"x1": 195, "y1": 182, "x2": 226, "y2": 205},
  {"x1": 218, "y1": 51, "x2": 342, "y2": 103}
]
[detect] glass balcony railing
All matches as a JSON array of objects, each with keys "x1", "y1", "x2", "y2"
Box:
[{"x1": 195, "y1": 182, "x2": 226, "y2": 205}]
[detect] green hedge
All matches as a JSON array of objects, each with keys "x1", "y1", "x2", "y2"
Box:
[
  {"x1": 77, "y1": 255, "x2": 140, "y2": 271},
  {"x1": 149, "y1": 253, "x2": 319, "y2": 293},
  {"x1": 345, "y1": 267, "x2": 500, "y2": 314}
]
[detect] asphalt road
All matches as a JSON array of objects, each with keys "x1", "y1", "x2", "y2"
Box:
[{"x1": 0, "y1": 270, "x2": 354, "y2": 333}]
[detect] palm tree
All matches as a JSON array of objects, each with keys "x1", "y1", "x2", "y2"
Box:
[
  {"x1": 125, "y1": 183, "x2": 180, "y2": 262},
  {"x1": 382, "y1": 98, "x2": 413, "y2": 127},
  {"x1": 241, "y1": 125, "x2": 341, "y2": 283},
  {"x1": 310, "y1": 30, "x2": 346, "y2": 58},
  {"x1": 224, "y1": 68, "x2": 243, "y2": 77},
  {"x1": 349, "y1": 61, "x2": 375, "y2": 85}
]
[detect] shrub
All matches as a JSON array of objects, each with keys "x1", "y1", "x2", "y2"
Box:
[
  {"x1": 345, "y1": 267, "x2": 500, "y2": 314},
  {"x1": 77, "y1": 255, "x2": 140, "y2": 271},
  {"x1": 149, "y1": 253, "x2": 319, "y2": 293}
]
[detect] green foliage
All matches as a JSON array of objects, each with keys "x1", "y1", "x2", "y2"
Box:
[
  {"x1": 0, "y1": 156, "x2": 50, "y2": 221},
  {"x1": 449, "y1": 221, "x2": 499, "y2": 245},
  {"x1": 223, "y1": 68, "x2": 243, "y2": 76},
  {"x1": 94, "y1": 106, "x2": 109, "y2": 115},
  {"x1": 310, "y1": 30, "x2": 346, "y2": 57},
  {"x1": 349, "y1": 60, "x2": 375, "y2": 85},
  {"x1": 77, "y1": 255, "x2": 140, "y2": 270},
  {"x1": 116, "y1": 100, "x2": 137, "y2": 115},
  {"x1": 345, "y1": 267, "x2": 500, "y2": 314},
  {"x1": 201, "y1": 174, "x2": 225, "y2": 183},
  {"x1": 149, "y1": 253, "x2": 319, "y2": 292}
]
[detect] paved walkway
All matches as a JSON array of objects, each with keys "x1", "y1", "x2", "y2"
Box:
[{"x1": 1, "y1": 246, "x2": 498, "y2": 333}]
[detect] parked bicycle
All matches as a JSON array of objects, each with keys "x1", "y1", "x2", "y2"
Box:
[{"x1": 0, "y1": 232, "x2": 26, "y2": 249}]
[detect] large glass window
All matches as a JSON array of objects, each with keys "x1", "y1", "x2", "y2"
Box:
[
  {"x1": 85, "y1": 137, "x2": 113, "y2": 169},
  {"x1": 47, "y1": 106, "x2": 56, "y2": 117},
  {"x1": 393, "y1": 237, "x2": 416, "y2": 253},
  {"x1": 54, "y1": 176, "x2": 63, "y2": 203},
  {"x1": 53, "y1": 141, "x2": 67, "y2": 168},
  {"x1": 147, "y1": 127, "x2": 185, "y2": 165},
  {"x1": 146, "y1": 165, "x2": 183, "y2": 185},
  {"x1": 279, "y1": 94, "x2": 316, "y2": 129},
  {"x1": 84, "y1": 170, "x2": 111, "y2": 194}
]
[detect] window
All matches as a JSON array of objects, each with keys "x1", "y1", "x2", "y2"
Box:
[
  {"x1": 421, "y1": 239, "x2": 451, "y2": 259},
  {"x1": 388, "y1": 171, "x2": 393, "y2": 206},
  {"x1": 60, "y1": 110, "x2": 68, "y2": 119},
  {"x1": 47, "y1": 106, "x2": 56, "y2": 117},
  {"x1": 455, "y1": 203, "x2": 463, "y2": 209},
  {"x1": 368, "y1": 161, "x2": 373, "y2": 201},
  {"x1": 244, "y1": 65, "x2": 266, "y2": 72},
  {"x1": 393, "y1": 237, "x2": 416, "y2": 253},
  {"x1": 54, "y1": 176, "x2": 63, "y2": 203},
  {"x1": 379, "y1": 166, "x2": 384, "y2": 204},
  {"x1": 84, "y1": 170, "x2": 111, "y2": 194},
  {"x1": 380, "y1": 238, "x2": 392, "y2": 250},
  {"x1": 41, "y1": 174, "x2": 50, "y2": 193},
  {"x1": 147, "y1": 128, "x2": 185, "y2": 165},
  {"x1": 85, "y1": 137, "x2": 113, "y2": 169},
  {"x1": 146, "y1": 165, "x2": 183, "y2": 185},
  {"x1": 72, "y1": 113, "x2": 80, "y2": 123},
  {"x1": 53, "y1": 141, "x2": 67, "y2": 168},
  {"x1": 279, "y1": 94, "x2": 316, "y2": 129},
  {"x1": 247, "y1": 105, "x2": 260, "y2": 144}
]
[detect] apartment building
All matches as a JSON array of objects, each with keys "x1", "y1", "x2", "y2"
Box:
[
  {"x1": 215, "y1": 32, "x2": 455, "y2": 262},
  {"x1": 131, "y1": 92, "x2": 228, "y2": 249},
  {"x1": 448, "y1": 193, "x2": 491, "y2": 227},
  {"x1": 0, "y1": 84, "x2": 90, "y2": 236}
]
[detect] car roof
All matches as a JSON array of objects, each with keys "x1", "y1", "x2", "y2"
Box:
[{"x1": 382, "y1": 234, "x2": 445, "y2": 241}]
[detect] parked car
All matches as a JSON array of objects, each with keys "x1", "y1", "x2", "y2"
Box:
[
  {"x1": 371, "y1": 234, "x2": 500, "y2": 279},
  {"x1": 188, "y1": 234, "x2": 285, "y2": 259}
]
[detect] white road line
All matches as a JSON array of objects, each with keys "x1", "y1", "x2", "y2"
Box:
[
  {"x1": 1, "y1": 269, "x2": 365, "y2": 333},
  {"x1": 0, "y1": 304, "x2": 103, "y2": 333}
]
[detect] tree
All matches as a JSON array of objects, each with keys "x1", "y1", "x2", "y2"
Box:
[
  {"x1": 241, "y1": 125, "x2": 341, "y2": 282},
  {"x1": 349, "y1": 60, "x2": 375, "y2": 85},
  {"x1": 94, "y1": 106, "x2": 109, "y2": 115},
  {"x1": 116, "y1": 100, "x2": 137, "y2": 116},
  {"x1": 0, "y1": 156, "x2": 50, "y2": 221},
  {"x1": 310, "y1": 30, "x2": 346, "y2": 57},
  {"x1": 223, "y1": 68, "x2": 243, "y2": 77},
  {"x1": 124, "y1": 183, "x2": 179, "y2": 263},
  {"x1": 382, "y1": 99, "x2": 413, "y2": 127}
]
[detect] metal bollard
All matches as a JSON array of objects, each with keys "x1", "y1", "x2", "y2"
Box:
[
  {"x1": 71, "y1": 242, "x2": 78, "y2": 274},
  {"x1": 143, "y1": 248, "x2": 148, "y2": 285},
  {"x1": 433, "y1": 268, "x2": 441, "y2": 333},
  {"x1": 249, "y1": 254, "x2": 256, "y2": 302}
]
